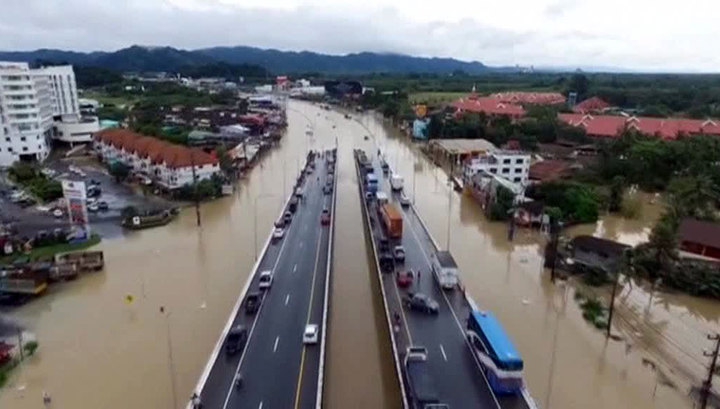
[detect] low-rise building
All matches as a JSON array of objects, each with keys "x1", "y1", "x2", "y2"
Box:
[
  {"x1": 93, "y1": 128, "x2": 220, "y2": 190},
  {"x1": 462, "y1": 150, "x2": 530, "y2": 185},
  {"x1": 678, "y1": 219, "x2": 720, "y2": 261},
  {"x1": 558, "y1": 113, "x2": 720, "y2": 140}
]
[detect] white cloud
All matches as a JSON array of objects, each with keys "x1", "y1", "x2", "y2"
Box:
[{"x1": 0, "y1": 0, "x2": 718, "y2": 71}]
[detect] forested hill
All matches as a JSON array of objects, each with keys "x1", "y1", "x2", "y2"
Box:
[{"x1": 0, "y1": 45, "x2": 488, "y2": 75}]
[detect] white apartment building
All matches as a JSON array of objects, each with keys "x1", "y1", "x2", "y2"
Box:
[
  {"x1": 0, "y1": 62, "x2": 98, "y2": 167},
  {"x1": 0, "y1": 62, "x2": 54, "y2": 167},
  {"x1": 462, "y1": 149, "x2": 531, "y2": 186}
]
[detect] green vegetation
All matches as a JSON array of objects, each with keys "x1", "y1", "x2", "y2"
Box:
[
  {"x1": 409, "y1": 91, "x2": 466, "y2": 104},
  {"x1": 109, "y1": 162, "x2": 131, "y2": 182},
  {"x1": 0, "y1": 358, "x2": 19, "y2": 388},
  {"x1": 8, "y1": 162, "x2": 63, "y2": 203},
  {"x1": 575, "y1": 292, "x2": 608, "y2": 329},
  {"x1": 526, "y1": 181, "x2": 601, "y2": 224},
  {"x1": 0, "y1": 235, "x2": 101, "y2": 266},
  {"x1": 174, "y1": 174, "x2": 225, "y2": 201},
  {"x1": 489, "y1": 185, "x2": 515, "y2": 221},
  {"x1": 23, "y1": 341, "x2": 38, "y2": 357}
]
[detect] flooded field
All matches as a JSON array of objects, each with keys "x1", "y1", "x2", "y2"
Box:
[{"x1": 1, "y1": 100, "x2": 718, "y2": 409}]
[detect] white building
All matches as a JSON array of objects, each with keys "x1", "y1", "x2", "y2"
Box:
[
  {"x1": 462, "y1": 150, "x2": 530, "y2": 186},
  {"x1": 93, "y1": 128, "x2": 221, "y2": 190},
  {"x1": 0, "y1": 62, "x2": 98, "y2": 167},
  {"x1": 0, "y1": 62, "x2": 54, "y2": 167}
]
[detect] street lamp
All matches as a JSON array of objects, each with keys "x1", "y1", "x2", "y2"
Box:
[{"x1": 159, "y1": 306, "x2": 177, "y2": 409}]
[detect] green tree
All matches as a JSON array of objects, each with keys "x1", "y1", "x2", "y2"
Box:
[
  {"x1": 109, "y1": 162, "x2": 131, "y2": 182},
  {"x1": 215, "y1": 145, "x2": 233, "y2": 174},
  {"x1": 609, "y1": 176, "x2": 625, "y2": 212}
]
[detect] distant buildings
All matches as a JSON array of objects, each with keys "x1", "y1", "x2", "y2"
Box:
[
  {"x1": 93, "y1": 128, "x2": 220, "y2": 190},
  {"x1": 0, "y1": 62, "x2": 98, "y2": 167},
  {"x1": 450, "y1": 90, "x2": 566, "y2": 119},
  {"x1": 558, "y1": 113, "x2": 720, "y2": 140}
]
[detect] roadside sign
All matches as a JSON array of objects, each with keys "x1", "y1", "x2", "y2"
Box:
[{"x1": 61, "y1": 180, "x2": 91, "y2": 238}]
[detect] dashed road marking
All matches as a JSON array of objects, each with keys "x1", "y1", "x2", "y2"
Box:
[
  {"x1": 273, "y1": 336, "x2": 280, "y2": 353},
  {"x1": 440, "y1": 344, "x2": 448, "y2": 361},
  {"x1": 285, "y1": 294, "x2": 290, "y2": 305}
]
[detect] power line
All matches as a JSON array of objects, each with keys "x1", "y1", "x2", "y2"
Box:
[{"x1": 701, "y1": 334, "x2": 720, "y2": 409}]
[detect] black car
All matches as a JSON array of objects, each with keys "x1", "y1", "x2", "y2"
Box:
[
  {"x1": 98, "y1": 201, "x2": 109, "y2": 211},
  {"x1": 323, "y1": 184, "x2": 332, "y2": 195},
  {"x1": 283, "y1": 211, "x2": 292, "y2": 225},
  {"x1": 289, "y1": 197, "x2": 298, "y2": 213},
  {"x1": 379, "y1": 252, "x2": 394, "y2": 273},
  {"x1": 379, "y1": 238, "x2": 390, "y2": 253},
  {"x1": 245, "y1": 292, "x2": 261, "y2": 314},
  {"x1": 225, "y1": 325, "x2": 248, "y2": 356},
  {"x1": 403, "y1": 293, "x2": 440, "y2": 314}
]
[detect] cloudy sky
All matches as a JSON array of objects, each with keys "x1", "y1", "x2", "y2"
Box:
[{"x1": 1, "y1": 0, "x2": 718, "y2": 72}]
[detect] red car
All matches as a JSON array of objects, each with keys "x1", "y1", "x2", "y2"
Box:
[
  {"x1": 320, "y1": 209, "x2": 331, "y2": 225},
  {"x1": 396, "y1": 270, "x2": 414, "y2": 288}
]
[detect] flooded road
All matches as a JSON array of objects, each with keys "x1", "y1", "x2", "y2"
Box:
[{"x1": 1, "y1": 100, "x2": 718, "y2": 409}]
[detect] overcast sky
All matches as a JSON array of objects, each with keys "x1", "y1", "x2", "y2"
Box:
[{"x1": 1, "y1": 0, "x2": 718, "y2": 72}]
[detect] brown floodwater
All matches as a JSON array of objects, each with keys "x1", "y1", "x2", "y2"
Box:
[{"x1": 1, "y1": 101, "x2": 718, "y2": 409}]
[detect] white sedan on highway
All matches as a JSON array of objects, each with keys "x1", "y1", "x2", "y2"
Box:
[
  {"x1": 303, "y1": 324, "x2": 319, "y2": 344},
  {"x1": 272, "y1": 227, "x2": 285, "y2": 241}
]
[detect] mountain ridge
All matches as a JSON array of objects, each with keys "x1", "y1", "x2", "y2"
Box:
[{"x1": 0, "y1": 44, "x2": 489, "y2": 74}]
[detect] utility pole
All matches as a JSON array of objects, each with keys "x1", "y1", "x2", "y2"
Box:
[
  {"x1": 701, "y1": 334, "x2": 720, "y2": 409},
  {"x1": 606, "y1": 267, "x2": 620, "y2": 338},
  {"x1": 191, "y1": 152, "x2": 201, "y2": 227},
  {"x1": 446, "y1": 182, "x2": 452, "y2": 251},
  {"x1": 549, "y1": 220, "x2": 562, "y2": 282}
]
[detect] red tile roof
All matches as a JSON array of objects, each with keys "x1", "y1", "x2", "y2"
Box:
[
  {"x1": 573, "y1": 97, "x2": 610, "y2": 113},
  {"x1": 678, "y1": 219, "x2": 720, "y2": 250},
  {"x1": 94, "y1": 128, "x2": 218, "y2": 169},
  {"x1": 451, "y1": 95, "x2": 525, "y2": 117},
  {"x1": 558, "y1": 113, "x2": 720, "y2": 140},
  {"x1": 491, "y1": 91, "x2": 566, "y2": 105},
  {"x1": 529, "y1": 160, "x2": 573, "y2": 182}
]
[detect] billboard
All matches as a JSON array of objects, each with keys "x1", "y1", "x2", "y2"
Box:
[{"x1": 61, "y1": 180, "x2": 90, "y2": 239}]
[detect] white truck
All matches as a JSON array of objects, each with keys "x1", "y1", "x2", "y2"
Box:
[
  {"x1": 390, "y1": 174, "x2": 404, "y2": 191},
  {"x1": 431, "y1": 251, "x2": 459, "y2": 290}
]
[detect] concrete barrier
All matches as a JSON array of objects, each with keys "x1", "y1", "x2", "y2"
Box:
[{"x1": 316, "y1": 151, "x2": 338, "y2": 409}]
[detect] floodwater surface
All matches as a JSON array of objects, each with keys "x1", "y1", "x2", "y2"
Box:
[{"x1": 1, "y1": 101, "x2": 718, "y2": 409}]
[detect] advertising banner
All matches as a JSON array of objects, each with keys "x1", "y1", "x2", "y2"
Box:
[{"x1": 61, "y1": 180, "x2": 90, "y2": 239}]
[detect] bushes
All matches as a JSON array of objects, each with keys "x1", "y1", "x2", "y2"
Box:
[
  {"x1": 527, "y1": 181, "x2": 600, "y2": 224},
  {"x1": 488, "y1": 185, "x2": 515, "y2": 221},
  {"x1": 8, "y1": 163, "x2": 63, "y2": 202},
  {"x1": 174, "y1": 174, "x2": 224, "y2": 201}
]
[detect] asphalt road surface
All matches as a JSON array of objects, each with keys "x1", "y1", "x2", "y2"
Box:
[
  {"x1": 357, "y1": 150, "x2": 531, "y2": 409},
  {"x1": 199, "y1": 151, "x2": 336, "y2": 409}
]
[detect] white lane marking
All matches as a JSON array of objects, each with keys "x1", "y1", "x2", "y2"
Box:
[
  {"x1": 440, "y1": 344, "x2": 448, "y2": 361},
  {"x1": 300, "y1": 241, "x2": 304, "y2": 248},
  {"x1": 258, "y1": 401, "x2": 264, "y2": 409},
  {"x1": 273, "y1": 336, "x2": 280, "y2": 353},
  {"x1": 404, "y1": 208, "x2": 501, "y2": 409},
  {"x1": 293, "y1": 264, "x2": 297, "y2": 273},
  {"x1": 285, "y1": 294, "x2": 290, "y2": 305},
  {"x1": 221, "y1": 208, "x2": 297, "y2": 409}
]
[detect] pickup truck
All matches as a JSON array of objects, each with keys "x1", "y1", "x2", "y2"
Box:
[{"x1": 431, "y1": 251, "x2": 459, "y2": 290}]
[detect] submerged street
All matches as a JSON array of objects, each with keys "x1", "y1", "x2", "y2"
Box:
[{"x1": 0, "y1": 100, "x2": 716, "y2": 409}]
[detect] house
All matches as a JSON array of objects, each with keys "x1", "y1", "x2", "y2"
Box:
[
  {"x1": 558, "y1": 113, "x2": 720, "y2": 140},
  {"x1": 514, "y1": 200, "x2": 545, "y2": 227},
  {"x1": 93, "y1": 128, "x2": 220, "y2": 190},
  {"x1": 678, "y1": 219, "x2": 720, "y2": 261},
  {"x1": 462, "y1": 150, "x2": 531, "y2": 186},
  {"x1": 490, "y1": 91, "x2": 566, "y2": 105},
  {"x1": 568, "y1": 235, "x2": 630, "y2": 272},
  {"x1": 451, "y1": 95, "x2": 525, "y2": 119},
  {"x1": 529, "y1": 159, "x2": 574, "y2": 183},
  {"x1": 572, "y1": 97, "x2": 610, "y2": 114}
]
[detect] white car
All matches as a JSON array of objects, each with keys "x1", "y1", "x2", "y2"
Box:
[
  {"x1": 272, "y1": 227, "x2": 285, "y2": 241},
  {"x1": 52, "y1": 208, "x2": 64, "y2": 218},
  {"x1": 258, "y1": 270, "x2": 273, "y2": 290},
  {"x1": 399, "y1": 192, "x2": 410, "y2": 207},
  {"x1": 87, "y1": 202, "x2": 99, "y2": 212},
  {"x1": 303, "y1": 324, "x2": 319, "y2": 344}
]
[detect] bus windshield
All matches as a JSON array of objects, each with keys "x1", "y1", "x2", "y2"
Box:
[{"x1": 468, "y1": 310, "x2": 523, "y2": 371}]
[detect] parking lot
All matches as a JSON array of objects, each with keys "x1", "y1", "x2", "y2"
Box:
[{"x1": 1, "y1": 156, "x2": 174, "y2": 238}]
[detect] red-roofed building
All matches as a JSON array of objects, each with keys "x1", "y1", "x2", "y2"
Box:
[
  {"x1": 678, "y1": 219, "x2": 720, "y2": 261},
  {"x1": 491, "y1": 91, "x2": 566, "y2": 105},
  {"x1": 93, "y1": 128, "x2": 220, "y2": 190},
  {"x1": 558, "y1": 113, "x2": 720, "y2": 140},
  {"x1": 451, "y1": 94, "x2": 525, "y2": 119},
  {"x1": 573, "y1": 97, "x2": 610, "y2": 114}
]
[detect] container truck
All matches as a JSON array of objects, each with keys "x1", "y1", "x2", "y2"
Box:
[{"x1": 379, "y1": 202, "x2": 403, "y2": 238}]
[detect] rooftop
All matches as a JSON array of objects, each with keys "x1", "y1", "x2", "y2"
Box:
[
  {"x1": 678, "y1": 219, "x2": 720, "y2": 250},
  {"x1": 429, "y1": 138, "x2": 497, "y2": 156},
  {"x1": 559, "y1": 113, "x2": 720, "y2": 139}
]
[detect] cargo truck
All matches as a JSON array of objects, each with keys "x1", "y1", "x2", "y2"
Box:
[
  {"x1": 431, "y1": 251, "x2": 459, "y2": 290},
  {"x1": 404, "y1": 346, "x2": 448, "y2": 409},
  {"x1": 390, "y1": 174, "x2": 404, "y2": 191},
  {"x1": 379, "y1": 202, "x2": 403, "y2": 238}
]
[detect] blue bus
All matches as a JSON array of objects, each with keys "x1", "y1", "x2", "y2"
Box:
[
  {"x1": 366, "y1": 173, "x2": 378, "y2": 193},
  {"x1": 466, "y1": 310, "x2": 524, "y2": 394}
]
